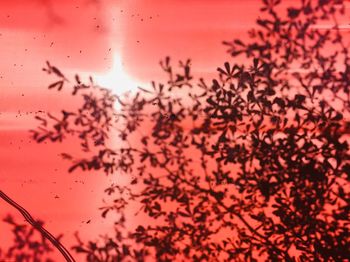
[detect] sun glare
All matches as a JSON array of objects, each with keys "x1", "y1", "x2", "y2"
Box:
[{"x1": 95, "y1": 53, "x2": 138, "y2": 95}]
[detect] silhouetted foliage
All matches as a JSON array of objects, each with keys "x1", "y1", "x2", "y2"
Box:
[
  {"x1": 0, "y1": 215, "x2": 57, "y2": 262},
  {"x1": 26, "y1": 0, "x2": 350, "y2": 261},
  {"x1": 0, "y1": 189, "x2": 75, "y2": 262}
]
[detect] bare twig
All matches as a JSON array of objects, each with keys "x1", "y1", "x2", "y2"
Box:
[{"x1": 0, "y1": 190, "x2": 76, "y2": 262}]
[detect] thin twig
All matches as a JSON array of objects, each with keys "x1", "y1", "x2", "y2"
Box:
[{"x1": 0, "y1": 190, "x2": 76, "y2": 262}]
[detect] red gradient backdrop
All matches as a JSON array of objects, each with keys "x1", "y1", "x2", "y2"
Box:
[{"x1": 1, "y1": 0, "x2": 350, "y2": 261}]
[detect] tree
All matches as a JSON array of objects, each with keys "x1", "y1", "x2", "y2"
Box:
[{"x1": 3, "y1": 0, "x2": 350, "y2": 261}]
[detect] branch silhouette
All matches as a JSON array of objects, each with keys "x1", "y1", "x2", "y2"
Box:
[{"x1": 0, "y1": 190, "x2": 75, "y2": 262}]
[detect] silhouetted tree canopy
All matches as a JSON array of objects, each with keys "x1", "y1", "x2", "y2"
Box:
[{"x1": 3, "y1": 0, "x2": 350, "y2": 261}]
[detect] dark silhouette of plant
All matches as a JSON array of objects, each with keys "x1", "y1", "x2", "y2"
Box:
[
  {"x1": 27, "y1": 0, "x2": 350, "y2": 261},
  {"x1": 0, "y1": 191, "x2": 74, "y2": 262},
  {"x1": 0, "y1": 214, "x2": 56, "y2": 262}
]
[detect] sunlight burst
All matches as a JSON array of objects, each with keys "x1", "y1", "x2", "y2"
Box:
[{"x1": 95, "y1": 53, "x2": 138, "y2": 95}]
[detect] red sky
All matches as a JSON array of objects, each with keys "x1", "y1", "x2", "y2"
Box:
[{"x1": 1, "y1": 0, "x2": 349, "y2": 260}]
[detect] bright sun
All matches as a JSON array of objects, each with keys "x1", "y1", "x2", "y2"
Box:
[{"x1": 95, "y1": 53, "x2": 138, "y2": 95}]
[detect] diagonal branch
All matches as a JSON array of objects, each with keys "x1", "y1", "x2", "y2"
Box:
[{"x1": 0, "y1": 190, "x2": 76, "y2": 262}]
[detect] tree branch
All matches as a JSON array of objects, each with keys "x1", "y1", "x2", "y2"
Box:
[{"x1": 0, "y1": 190, "x2": 76, "y2": 262}]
